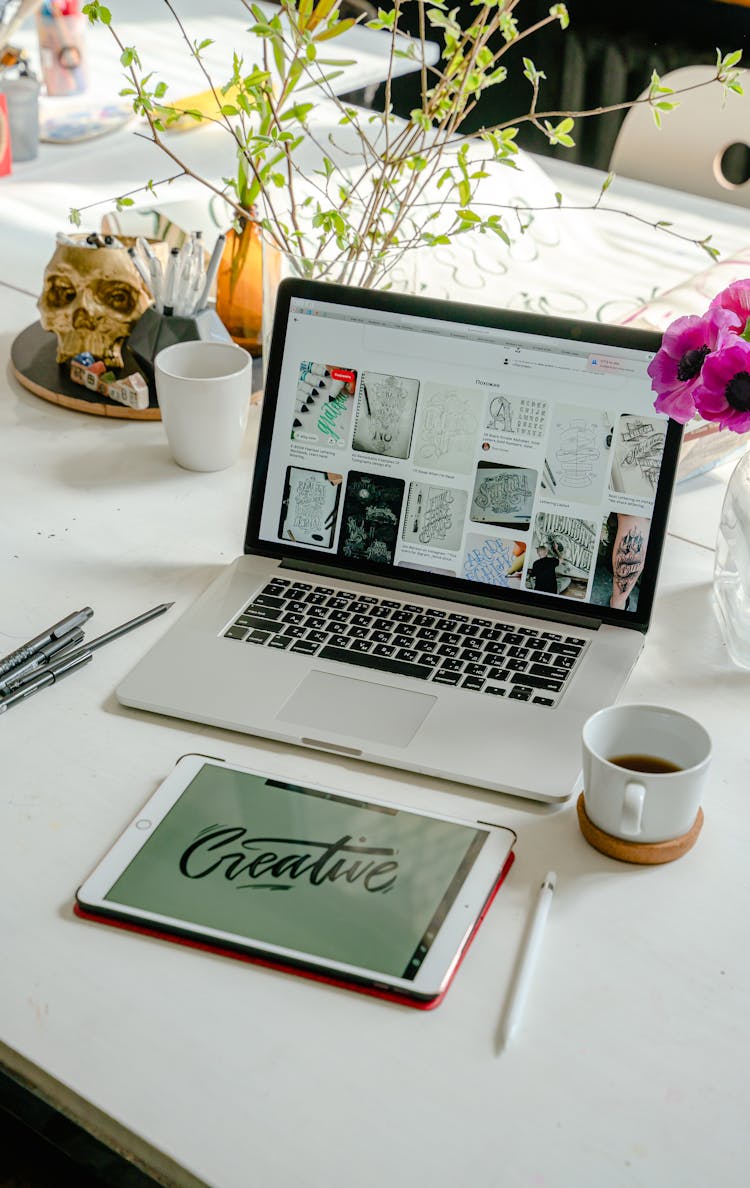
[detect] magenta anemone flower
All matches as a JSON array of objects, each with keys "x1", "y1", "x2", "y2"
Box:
[
  {"x1": 647, "y1": 307, "x2": 740, "y2": 423},
  {"x1": 709, "y1": 280, "x2": 750, "y2": 335},
  {"x1": 693, "y1": 332, "x2": 750, "y2": 432}
]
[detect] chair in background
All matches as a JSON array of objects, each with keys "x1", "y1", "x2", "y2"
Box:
[{"x1": 609, "y1": 65, "x2": 750, "y2": 206}]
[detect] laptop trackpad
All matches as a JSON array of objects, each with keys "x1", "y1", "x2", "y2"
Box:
[{"x1": 277, "y1": 670, "x2": 436, "y2": 747}]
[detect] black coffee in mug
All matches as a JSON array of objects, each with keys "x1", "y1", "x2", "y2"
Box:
[{"x1": 608, "y1": 754, "x2": 683, "y2": 775}]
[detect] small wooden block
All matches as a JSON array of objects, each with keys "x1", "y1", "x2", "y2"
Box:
[
  {"x1": 577, "y1": 793, "x2": 704, "y2": 865},
  {"x1": 10, "y1": 321, "x2": 160, "y2": 420}
]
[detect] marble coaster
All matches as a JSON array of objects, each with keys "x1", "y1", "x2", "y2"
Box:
[{"x1": 577, "y1": 793, "x2": 704, "y2": 864}]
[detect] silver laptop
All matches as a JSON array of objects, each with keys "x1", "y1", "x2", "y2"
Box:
[{"x1": 118, "y1": 280, "x2": 680, "y2": 803}]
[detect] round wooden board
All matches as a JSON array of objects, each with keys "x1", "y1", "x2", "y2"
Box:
[
  {"x1": 10, "y1": 321, "x2": 160, "y2": 420},
  {"x1": 577, "y1": 793, "x2": 704, "y2": 864}
]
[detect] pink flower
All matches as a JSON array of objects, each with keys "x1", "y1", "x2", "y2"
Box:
[
  {"x1": 647, "y1": 307, "x2": 741, "y2": 423},
  {"x1": 693, "y1": 333, "x2": 750, "y2": 433},
  {"x1": 709, "y1": 280, "x2": 750, "y2": 334}
]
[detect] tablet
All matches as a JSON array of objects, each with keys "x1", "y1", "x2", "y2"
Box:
[{"x1": 76, "y1": 755, "x2": 516, "y2": 1006}]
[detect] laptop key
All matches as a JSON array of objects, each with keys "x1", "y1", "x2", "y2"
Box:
[
  {"x1": 391, "y1": 631, "x2": 416, "y2": 645},
  {"x1": 533, "y1": 696, "x2": 555, "y2": 706},
  {"x1": 306, "y1": 615, "x2": 328, "y2": 631},
  {"x1": 328, "y1": 633, "x2": 351, "y2": 648},
  {"x1": 253, "y1": 594, "x2": 285, "y2": 609},
  {"x1": 432, "y1": 670, "x2": 462, "y2": 686},
  {"x1": 350, "y1": 639, "x2": 374, "y2": 653},
  {"x1": 437, "y1": 644, "x2": 460, "y2": 658},
  {"x1": 460, "y1": 647, "x2": 483, "y2": 663},
  {"x1": 396, "y1": 648, "x2": 419, "y2": 662},
  {"x1": 483, "y1": 685, "x2": 506, "y2": 696},
  {"x1": 246, "y1": 630, "x2": 271, "y2": 644},
  {"x1": 509, "y1": 687, "x2": 532, "y2": 701},
  {"x1": 319, "y1": 646, "x2": 430, "y2": 680},
  {"x1": 306, "y1": 630, "x2": 330, "y2": 645},
  {"x1": 372, "y1": 643, "x2": 396, "y2": 657},
  {"x1": 347, "y1": 626, "x2": 370, "y2": 639},
  {"x1": 529, "y1": 663, "x2": 570, "y2": 681},
  {"x1": 462, "y1": 676, "x2": 485, "y2": 691},
  {"x1": 547, "y1": 641, "x2": 585, "y2": 657},
  {"x1": 417, "y1": 653, "x2": 440, "y2": 667},
  {"x1": 464, "y1": 663, "x2": 489, "y2": 678},
  {"x1": 510, "y1": 673, "x2": 564, "y2": 691},
  {"x1": 280, "y1": 625, "x2": 307, "y2": 639},
  {"x1": 440, "y1": 658, "x2": 464, "y2": 672},
  {"x1": 225, "y1": 626, "x2": 248, "y2": 640},
  {"x1": 267, "y1": 635, "x2": 292, "y2": 650},
  {"x1": 237, "y1": 614, "x2": 285, "y2": 634},
  {"x1": 290, "y1": 640, "x2": 320, "y2": 655},
  {"x1": 439, "y1": 631, "x2": 462, "y2": 646}
]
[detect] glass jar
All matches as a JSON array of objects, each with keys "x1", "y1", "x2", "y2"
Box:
[{"x1": 713, "y1": 448, "x2": 750, "y2": 668}]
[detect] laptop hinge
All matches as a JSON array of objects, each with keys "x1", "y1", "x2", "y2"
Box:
[{"x1": 279, "y1": 558, "x2": 604, "y2": 631}]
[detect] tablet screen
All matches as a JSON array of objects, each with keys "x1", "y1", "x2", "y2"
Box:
[{"x1": 102, "y1": 763, "x2": 489, "y2": 980}]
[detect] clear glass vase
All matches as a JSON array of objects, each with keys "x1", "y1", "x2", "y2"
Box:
[{"x1": 713, "y1": 447, "x2": 750, "y2": 668}]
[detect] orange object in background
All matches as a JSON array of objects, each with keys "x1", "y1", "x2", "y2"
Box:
[
  {"x1": 0, "y1": 94, "x2": 12, "y2": 176},
  {"x1": 215, "y1": 218, "x2": 263, "y2": 356}
]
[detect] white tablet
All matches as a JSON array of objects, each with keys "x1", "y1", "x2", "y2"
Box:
[{"x1": 76, "y1": 755, "x2": 516, "y2": 1006}]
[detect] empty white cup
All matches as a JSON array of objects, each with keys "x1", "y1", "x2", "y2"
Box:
[{"x1": 155, "y1": 340, "x2": 252, "y2": 472}]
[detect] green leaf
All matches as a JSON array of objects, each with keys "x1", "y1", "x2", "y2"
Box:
[
  {"x1": 69, "y1": 208, "x2": 82, "y2": 226},
  {"x1": 458, "y1": 178, "x2": 471, "y2": 205}
]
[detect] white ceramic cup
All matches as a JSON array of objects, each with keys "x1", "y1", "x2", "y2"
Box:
[
  {"x1": 155, "y1": 340, "x2": 252, "y2": 472},
  {"x1": 581, "y1": 704, "x2": 712, "y2": 843}
]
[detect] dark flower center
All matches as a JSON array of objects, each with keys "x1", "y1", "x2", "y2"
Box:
[
  {"x1": 677, "y1": 345, "x2": 709, "y2": 381},
  {"x1": 725, "y1": 371, "x2": 750, "y2": 412}
]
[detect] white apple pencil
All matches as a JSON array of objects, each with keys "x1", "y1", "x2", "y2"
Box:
[{"x1": 499, "y1": 871, "x2": 556, "y2": 1051}]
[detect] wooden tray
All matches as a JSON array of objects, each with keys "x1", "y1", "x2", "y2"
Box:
[{"x1": 10, "y1": 321, "x2": 160, "y2": 420}]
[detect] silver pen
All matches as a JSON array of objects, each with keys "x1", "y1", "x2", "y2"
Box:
[
  {"x1": 0, "y1": 608, "x2": 93, "y2": 678},
  {"x1": 0, "y1": 651, "x2": 93, "y2": 715},
  {"x1": 0, "y1": 627, "x2": 85, "y2": 693}
]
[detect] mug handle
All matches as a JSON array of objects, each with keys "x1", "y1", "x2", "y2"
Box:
[{"x1": 620, "y1": 781, "x2": 646, "y2": 838}]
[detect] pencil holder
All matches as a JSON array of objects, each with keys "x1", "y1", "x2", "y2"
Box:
[{"x1": 127, "y1": 305, "x2": 233, "y2": 402}]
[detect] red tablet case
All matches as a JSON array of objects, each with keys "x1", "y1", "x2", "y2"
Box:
[{"x1": 74, "y1": 849, "x2": 514, "y2": 1010}]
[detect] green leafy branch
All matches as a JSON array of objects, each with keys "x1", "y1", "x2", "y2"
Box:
[{"x1": 75, "y1": 1, "x2": 743, "y2": 285}]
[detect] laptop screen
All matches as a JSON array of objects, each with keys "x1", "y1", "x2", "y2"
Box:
[{"x1": 247, "y1": 280, "x2": 681, "y2": 630}]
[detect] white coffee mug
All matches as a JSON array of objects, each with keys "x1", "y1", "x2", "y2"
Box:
[
  {"x1": 155, "y1": 340, "x2": 252, "y2": 472},
  {"x1": 581, "y1": 704, "x2": 712, "y2": 843}
]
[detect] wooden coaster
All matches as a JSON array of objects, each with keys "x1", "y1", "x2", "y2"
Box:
[
  {"x1": 10, "y1": 321, "x2": 159, "y2": 420},
  {"x1": 577, "y1": 793, "x2": 703, "y2": 864}
]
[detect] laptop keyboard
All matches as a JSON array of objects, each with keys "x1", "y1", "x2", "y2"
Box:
[{"x1": 224, "y1": 578, "x2": 587, "y2": 706}]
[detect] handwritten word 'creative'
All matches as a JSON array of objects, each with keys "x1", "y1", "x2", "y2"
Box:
[{"x1": 179, "y1": 827, "x2": 399, "y2": 892}]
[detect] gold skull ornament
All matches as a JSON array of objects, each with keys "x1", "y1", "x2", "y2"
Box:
[{"x1": 38, "y1": 237, "x2": 153, "y2": 368}]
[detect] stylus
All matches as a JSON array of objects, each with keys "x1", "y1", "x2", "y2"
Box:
[
  {"x1": 499, "y1": 871, "x2": 556, "y2": 1051},
  {"x1": 0, "y1": 607, "x2": 94, "y2": 678}
]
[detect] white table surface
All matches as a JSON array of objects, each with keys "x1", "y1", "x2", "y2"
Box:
[{"x1": 3, "y1": 15, "x2": 750, "y2": 1187}]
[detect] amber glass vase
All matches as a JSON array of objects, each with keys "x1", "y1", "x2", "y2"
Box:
[{"x1": 215, "y1": 217, "x2": 263, "y2": 356}]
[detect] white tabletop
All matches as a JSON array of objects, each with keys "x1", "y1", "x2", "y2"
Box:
[{"x1": 2, "y1": 18, "x2": 750, "y2": 1186}]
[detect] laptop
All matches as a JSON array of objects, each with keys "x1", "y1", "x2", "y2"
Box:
[{"x1": 118, "y1": 279, "x2": 681, "y2": 803}]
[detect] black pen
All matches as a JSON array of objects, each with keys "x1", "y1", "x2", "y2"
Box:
[
  {"x1": 0, "y1": 603, "x2": 175, "y2": 712},
  {"x1": 0, "y1": 627, "x2": 86, "y2": 693},
  {"x1": 0, "y1": 651, "x2": 93, "y2": 715},
  {"x1": 0, "y1": 608, "x2": 94, "y2": 678}
]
